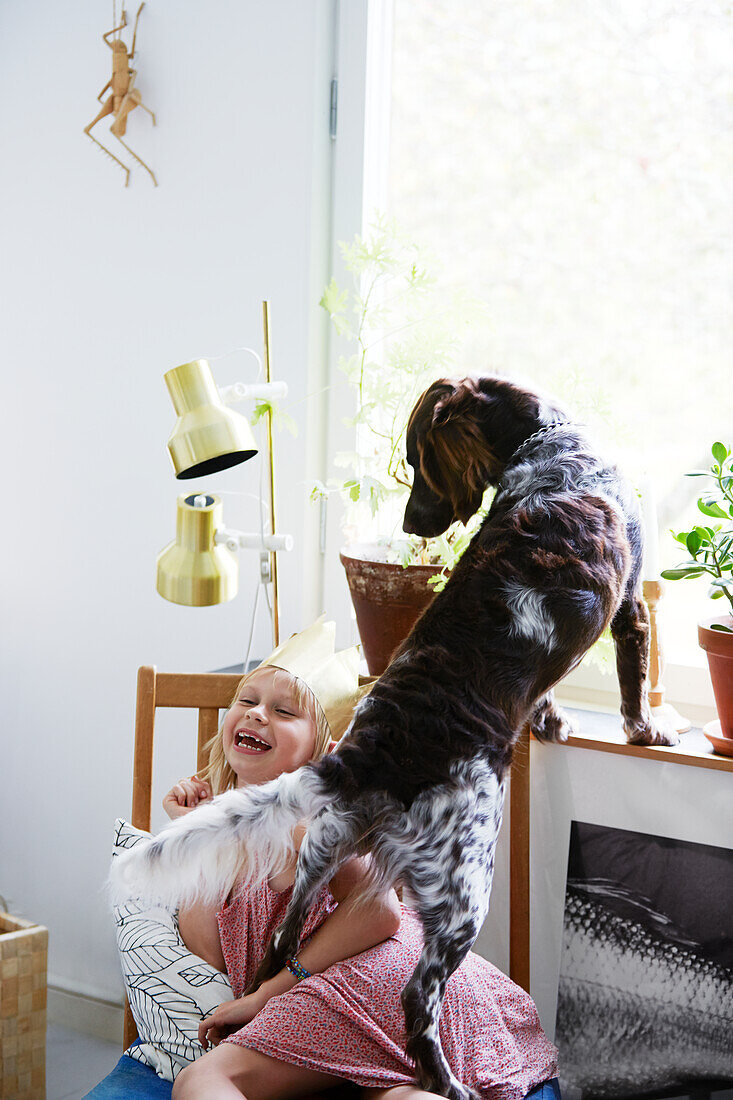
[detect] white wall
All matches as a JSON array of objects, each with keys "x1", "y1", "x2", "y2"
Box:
[{"x1": 0, "y1": 0, "x2": 348, "y2": 1008}]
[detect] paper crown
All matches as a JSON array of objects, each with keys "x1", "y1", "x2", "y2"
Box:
[{"x1": 258, "y1": 616, "x2": 366, "y2": 739}]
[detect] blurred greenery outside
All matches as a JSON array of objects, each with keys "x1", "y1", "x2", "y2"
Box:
[{"x1": 383, "y1": 0, "x2": 733, "y2": 668}]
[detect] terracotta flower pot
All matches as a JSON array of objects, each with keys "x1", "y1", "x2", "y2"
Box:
[
  {"x1": 698, "y1": 615, "x2": 733, "y2": 739},
  {"x1": 340, "y1": 544, "x2": 439, "y2": 675}
]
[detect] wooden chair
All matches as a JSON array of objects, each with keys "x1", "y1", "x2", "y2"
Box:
[
  {"x1": 124, "y1": 666, "x2": 243, "y2": 1046},
  {"x1": 123, "y1": 666, "x2": 532, "y2": 1047}
]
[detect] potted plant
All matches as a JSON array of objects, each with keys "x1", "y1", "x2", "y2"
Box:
[
  {"x1": 661, "y1": 442, "x2": 733, "y2": 739},
  {"x1": 317, "y1": 217, "x2": 486, "y2": 673}
]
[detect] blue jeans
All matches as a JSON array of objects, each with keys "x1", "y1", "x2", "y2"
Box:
[
  {"x1": 526, "y1": 1079, "x2": 562, "y2": 1100},
  {"x1": 84, "y1": 1051, "x2": 562, "y2": 1100}
]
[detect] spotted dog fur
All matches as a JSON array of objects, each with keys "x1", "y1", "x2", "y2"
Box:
[
  {"x1": 404, "y1": 375, "x2": 677, "y2": 749},
  {"x1": 112, "y1": 375, "x2": 676, "y2": 1100},
  {"x1": 254, "y1": 756, "x2": 506, "y2": 1100}
]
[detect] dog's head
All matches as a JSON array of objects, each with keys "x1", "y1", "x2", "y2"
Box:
[{"x1": 403, "y1": 376, "x2": 552, "y2": 537}]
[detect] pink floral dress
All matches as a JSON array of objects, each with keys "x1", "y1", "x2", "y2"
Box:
[{"x1": 217, "y1": 880, "x2": 557, "y2": 1100}]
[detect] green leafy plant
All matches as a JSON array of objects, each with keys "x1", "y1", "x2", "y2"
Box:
[
  {"x1": 251, "y1": 399, "x2": 298, "y2": 437},
  {"x1": 317, "y1": 215, "x2": 487, "y2": 578},
  {"x1": 661, "y1": 442, "x2": 733, "y2": 630}
]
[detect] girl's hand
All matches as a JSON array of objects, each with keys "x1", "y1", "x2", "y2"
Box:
[
  {"x1": 198, "y1": 991, "x2": 266, "y2": 1049},
  {"x1": 162, "y1": 776, "x2": 213, "y2": 820}
]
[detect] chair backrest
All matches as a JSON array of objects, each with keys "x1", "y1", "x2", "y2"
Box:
[
  {"x1": 124, "y1": 666, "x2": 242, "y2": 1047},
  {"x1": 123, "y1": 666, "x2": 532, "y2": 1047},
  {"x1": 509, "y1": 728, "x2": 531, "y2": 994},
  {"x1": 130, "y1": 666, "x2": 241, "y2": 833}
]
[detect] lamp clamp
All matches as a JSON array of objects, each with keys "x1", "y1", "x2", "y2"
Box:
[
  {"x1": 259, "y1": 552, "x2": 272, "y2": 583},
  {"x1": 214, "y1": 527, "x2": 294, "y2": 554},
  {"x1": 219, "y1": 381, "x2": 288, "y2": 405}
]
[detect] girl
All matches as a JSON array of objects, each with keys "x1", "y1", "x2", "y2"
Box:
[{"x1": 158, "y1": 633, "x2": 559, "y2": 1100}]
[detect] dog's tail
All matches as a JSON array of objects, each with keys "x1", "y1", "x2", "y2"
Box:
[{"x1": 108, "y1": 766, "x2": 330, "y2": 909}]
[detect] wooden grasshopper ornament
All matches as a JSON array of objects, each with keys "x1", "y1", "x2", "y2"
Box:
[{"x1": 84, "y1": 3, "x2": 157, "y2": 187}]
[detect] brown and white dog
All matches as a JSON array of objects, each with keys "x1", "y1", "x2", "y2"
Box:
[
  {"x1": 112, "y1": 376, "x2": 675, "y2": 1100},
  {"x1": 403, "y1": 374, "x2": 676, "y2": 750}
]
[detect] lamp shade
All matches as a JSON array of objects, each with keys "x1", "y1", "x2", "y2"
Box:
[
  {"x1": 164, "y1": 359, "x2": 258, "y2": 479},
  {"x1": 156, "y1": 493, "x2": 238, "y2": 606}
]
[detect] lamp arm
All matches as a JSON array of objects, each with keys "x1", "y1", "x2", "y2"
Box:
[
  {"x1": 219, "y1": 381, "x2": 288, "y2": 405},
  {"x1": 214, "y1": 527, "x2": 293, "y2": 553}
]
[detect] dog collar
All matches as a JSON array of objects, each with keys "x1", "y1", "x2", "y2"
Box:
[{"x1": 509, "y1": 422, "x2": 559, "y2": 463}]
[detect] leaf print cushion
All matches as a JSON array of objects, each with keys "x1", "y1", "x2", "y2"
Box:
[{"x1": 112, "y1": 819, "x2": 234, "y2": 1081}]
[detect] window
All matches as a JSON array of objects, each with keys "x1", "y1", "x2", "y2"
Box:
[{"x1": 383, "y1": 0, "x2": 733, "y2": 689}]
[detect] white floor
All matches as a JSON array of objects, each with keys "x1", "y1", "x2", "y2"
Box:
[{"x1": 47, "y1": 1024, "x2": 122, "y2": 1100}]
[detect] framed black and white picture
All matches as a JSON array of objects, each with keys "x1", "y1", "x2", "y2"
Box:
[
  {"x1": 473, "y1": 734, "x2": 733, "y2": 1100},
  {"x1": 556, "y1": 820, "x2": 733, "y2": 1098}
]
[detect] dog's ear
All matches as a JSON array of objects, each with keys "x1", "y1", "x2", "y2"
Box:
[
  {"x1": 430, "y1": 380, "x2": 489, "y2": 430},
  {"x1": 420, "y1": 381, "x2": 498, "y2": 524}
]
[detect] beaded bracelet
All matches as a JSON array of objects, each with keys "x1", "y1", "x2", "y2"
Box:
[{"x1": 285, "y1": 956, "x2": 312, "y2": 981}]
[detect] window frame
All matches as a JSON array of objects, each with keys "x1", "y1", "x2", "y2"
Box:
[{"x1": 326, "y1": 0, "x2": 719, "y2": 723}]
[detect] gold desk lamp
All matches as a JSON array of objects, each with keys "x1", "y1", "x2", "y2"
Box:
[
  {"x1": 156, "y1": 302, "x2": 289, "y2": 647},
  {"x1": 164, "y1": 359, "x2": 259, "y2": 479}
]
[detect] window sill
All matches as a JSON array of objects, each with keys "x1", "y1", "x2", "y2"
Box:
[
  {"x1": 542, "y1": 705, "x2": 733, "y2": 774},
  {"x1": 557, "y1": 662, "x2": 716, "y2": 727}
]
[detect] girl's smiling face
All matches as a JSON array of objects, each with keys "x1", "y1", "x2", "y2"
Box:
[{"x1": 222, "y1": 667, "x2": 317, "y2": 786}]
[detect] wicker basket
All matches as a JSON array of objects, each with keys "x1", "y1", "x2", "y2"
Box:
[{"x1": 0, "y1": 911, "x2": 47, "y2": 1100}]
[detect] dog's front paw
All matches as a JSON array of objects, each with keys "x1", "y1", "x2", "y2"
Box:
[
  {"x1": 248, "y1": 927, "x2": 297, "y2": 991},
  {"x1": 625, "y1": 717, "x2": 679, "y2": 747},
  {"x1": 247, "y1": 941, "x2": 286, "y2": 992},
  {"x1": 530, "y1": 705, "x2": 577, "y2": 744}
]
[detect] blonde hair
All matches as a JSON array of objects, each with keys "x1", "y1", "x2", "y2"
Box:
[{"x1": 198, "y1": 667, "x2": 332, "y2": 796}]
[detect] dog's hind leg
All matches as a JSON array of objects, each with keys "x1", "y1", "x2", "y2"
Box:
[
  {"x1": 528, "y1": 689, "x2": 577, "y2": 743},
  {"x1": 401, "y1": 924, "x2": 483, "y2": 1100},
  {"x1": 246, "y1": 802, "x2": 363, "y2": 992},
  {"x1": 611, "y1": 593, "x2": 678, "y2": 746},
  {"x1": 400, "y1": 767, "x2": 505, "y2": 1100}
]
